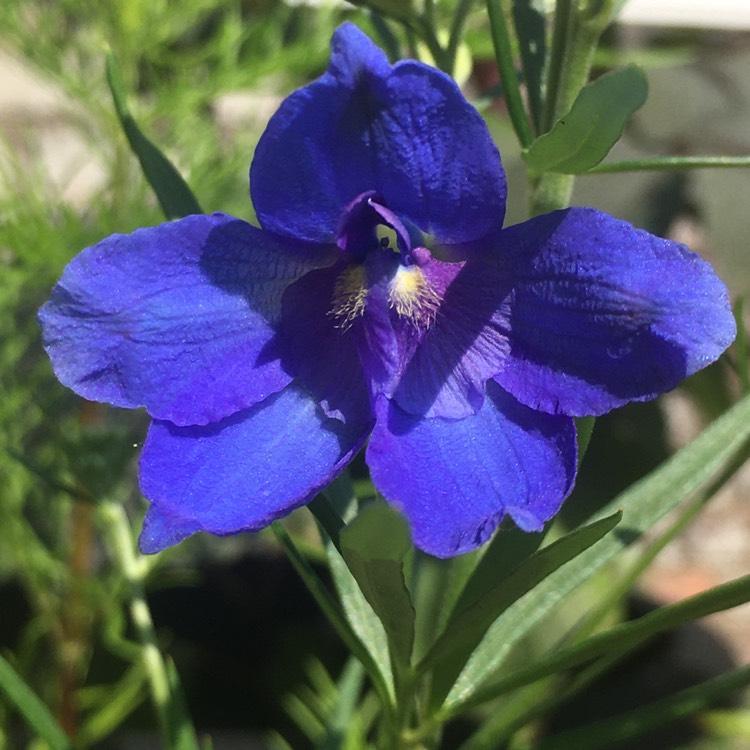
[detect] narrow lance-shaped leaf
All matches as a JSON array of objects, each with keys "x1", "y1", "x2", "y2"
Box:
[
  {"x1": 523, "y1": 65, "x2": 648, "y2": 175},
  {"x1": 321, "y1": 476, "x2": 393, "y2": 696},
  {"x1": 105, "y1": 51, "x2": 202, "y2": 219},
  {"x1": 318, "y1": 659, "x2": 366, "y2": 750},
  {"x1": 271, "y1": 522, "x2": 393, "y2": 708},
  {"x1": 0, "y1": 654, "x2": 72, "y2": 750},
  {"x1": 164, "y1": 658, "x2": 202, "y2": 750},
  {"x1": 536, "y1": 665, "x2": 750, "y2": 750},
  {"x1": 446, "y1": 389, "x2": 750, "y2": 708},
  {"x1": 424, "y1": 512, "x2": 622, "y2": 706},
  {"x1": 340, "y1": 502, "x2": 416, "y2": 670},
  {"x1": 463, "y1": 573, "x2": 750, "y2": 710}
]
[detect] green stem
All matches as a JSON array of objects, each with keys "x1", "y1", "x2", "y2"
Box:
[
  {"x1": 98, "y1": 502, "x2": 172, "y2": 746},
  {"x1": 542, "y1": 0, "x2": 574, "y2": 133},
  {"x1": 530, "y1": 0, "x2": 618, "y2": 215},
  {"x1": 416, "y1": 18, "x2": 451, "y2": 73},
  {"x1": 446, "y1": 0, "x2": 476, "y2": 77},
  {"x1": 586, "y1": 155, "x2": 750, "y2": 173},
  {"x1": 486, "y1": 0, "x2": 534, "y2": 148}
]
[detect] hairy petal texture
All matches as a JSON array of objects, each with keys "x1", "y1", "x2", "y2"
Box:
[
  {"x1": 280, "y1": 263, "x2": 372, "y2": 423},
  {"x1": 367, "y1": 382, "x2": 577, "y2": 558},
  {"x1": 390, "y1": 253, "x2": 513, "y2": 419},
  {"x1": 39, "y1": 213, "x2": 334, "y2": 426},
  {"x1": 493, "y1": 208, "x2": 737, "y2": 417},
  {"x1": 251, "y1": 23, "x2": 506, "y2": 245},
  {"x1": 139, "y1": 383, "x2": 372, "y2": 553}
]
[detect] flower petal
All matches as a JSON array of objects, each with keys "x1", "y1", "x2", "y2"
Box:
[
  {"x1": 493, "y1": 208, "x2": 736, "y2": 416},
  {"x1": 366, "y1": 382, "x2": 577, "y2": 558},
  {"x1": 279, "y1": 263, "x2": 371, "y2": 422},
  {"x1": 138, "y1": 383, "x2": 372, "y2": 553},
  {"x1": 390, "y1": 252, "x2": 512, "y2": 419},
  {"x1": 39, "y1": 213, "x2": 334, "y2": 426},
  {"x1": 251, "y1": 23, "x2": 506, "y2": 245}
]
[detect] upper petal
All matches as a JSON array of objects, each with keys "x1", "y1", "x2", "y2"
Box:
[
  {"x1": 366, "y1": 382, "x2": 577, "y2": 558},
  {"x1": 493, "y1": 208, "x2": 736, "y2": 417},
  {"x1": 39, "y1": 213, "x2": 334, "y2": 426},
  {"x1": 139, "y1": 382, "x2": 373, "y2": 553},
  {"x1": 250, "y1": 23, "x2": 506, "y2": 245}
]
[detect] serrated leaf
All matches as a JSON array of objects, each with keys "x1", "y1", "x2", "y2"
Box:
[
  {"x1": 523, "y1": 65, "x2": 648, "y2": 174},
  {"x1": 105, "y1": 52, "x2": 202, "y2": 219},
  {"x1": 445, "y1": 389, "x2": 750, "y2": 708},
  {"x1": 424, "y1": 512, "x2": 622, "y2": 705},
  {"x1": 341, "y1": 502, "x2": 416, "y2": 669}
]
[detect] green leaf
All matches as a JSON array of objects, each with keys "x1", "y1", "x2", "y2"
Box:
[
  {"x1": 77, "y1": 663, "x2": 148, "y2": 746},
  {"x1": 0, "y1": 653, "x2": 72, "y2": 750},
  {"x1": 105, "y1": 52, "x2": 202, "y2": 219},
  {"x1": 536, "y1": 665, "x2": 750, "y2": 750},
  {"x1": 464, "y1": 573, "x2": 750, "y2": 710},
  {"x1": 340, "y1": 502, "x2": 416, "y2": 669},
  {"x1": 271, "y1": 523, "x2": 393, "y2": 708},
  {"x1": 327, "y1": 541, "x2": 393, "y2": 697},
  {"x1": 320, "y1": 474, "x2": 393, "y2": 693},
  {"x1": 164, "y1": 658, "x2": 202, "y2": 750},
  {"x1": 524, "y1": 65, "x2": 648, "y2": 174},
  {"x1": 318, "y1": 659, "x2": 365, "y2": 750},
  {"x1": 445, "y1": 389, "x2": 750, "y2": 708},
  {"x1": 424, "y1": 512, "x2": 621, "y2": 705},
  {"x1": 575, "y1": 416, "x2": 596, "y2": 465},
  {"x1": 446, "y1": 522, "x2": 548, "y2": 627}
]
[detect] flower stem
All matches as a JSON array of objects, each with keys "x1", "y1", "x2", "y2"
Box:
[
  {"x1": 586, "y1": 155, "x2": 750, "y2": 173},
  {"x1": 446, "y1": 0, "x2": 476, "y2": 76},
  {"x1": 97, "y1": 501, "x2": 174, "y2": 746},
  {"x1": 486, "y1": 0, "x2": 534, "y2": 149},
  {"x1": 530, "y1": 0, "x2": 619, "y2": 215},
  {"x1": 542, "y1": 0, "x2": 574, "y2": 134}
]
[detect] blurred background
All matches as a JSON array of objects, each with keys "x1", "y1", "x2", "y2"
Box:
[{"x1": 0, "y1": 0, "x2": 749, "y2": 747}]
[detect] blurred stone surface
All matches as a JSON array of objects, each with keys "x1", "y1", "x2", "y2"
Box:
[{"x1": 0, "y1": 48, "x2": 108, "y2": 209}]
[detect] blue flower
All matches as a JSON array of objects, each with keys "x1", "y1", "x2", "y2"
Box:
[{"x1": 39, "y1": 24, "x2": 735, "y2": 558}]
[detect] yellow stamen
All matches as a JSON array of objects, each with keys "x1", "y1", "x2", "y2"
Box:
[
  {"x1": 388, "y1": 265, "x2": 440, "y2": 329},
  {"x1": 329, "y1": 264, "x2": 368, "y2": 330}
]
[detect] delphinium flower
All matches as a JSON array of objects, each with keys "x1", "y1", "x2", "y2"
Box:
[{"x1": 39, "y1": 24, "x2": 735, "y2": 558}]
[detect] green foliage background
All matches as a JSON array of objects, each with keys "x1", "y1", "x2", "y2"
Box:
[{"x1": 1, "y1": 1, "x2": 749, "y2": 748}]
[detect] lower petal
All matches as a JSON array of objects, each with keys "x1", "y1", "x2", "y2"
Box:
[
  {"x1": 138, "y1": 383, "x2": 373, "y2": 553},
  {"x1": 39, "y1": 213, "x2": 333, "y2": 426},
  {"x1": 494, "y1": 208, "x2": 736, "y2": 416},
  {"x1": 366, "y1": 382, "x2": 577, "y2": 558},
  {"x1": 390, "y1": 253, "x2": 512, "y2": 419}
]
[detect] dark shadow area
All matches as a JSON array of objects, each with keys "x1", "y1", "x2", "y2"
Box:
[{"x1": 543, "y1": 592, "x2": 741, "y2": 749}]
